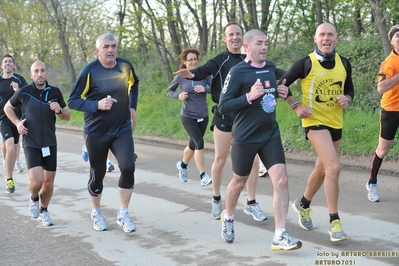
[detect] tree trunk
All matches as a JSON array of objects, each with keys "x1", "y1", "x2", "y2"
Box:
[
  {"x1": 368, "y1": 0, "x2": 391, "y2": 56},
  {"x1": 44, "y1": 0, "x2": 76, "y2": 88},
  {"x1": 222, "y1": 0, "x2": 237, "y2": 22},
  {"x1": 166, "y1": 0, "x2": 181, "y2": 64},
  {"x1": 244, "y1": 0, "x2": 259, "y2": 29},
  {"x1": 143, "y1": 0, "x2": 173, "y2": 83},
  {"x1": 200, "y1": 0, "x2": 208, "y2": 55},
  {"x1": 315, "y1": 0, "x2": 323, "y2": 25},
  {"x1": 238, "y1": 0, "x2": 249, "y2": 31},
  {"x1": 260, "y1": 0, "x2": 272, "y2": 33},
  {"x1": 184, "y1": 0, "x2": 208, "y2": 56},
  {"x1": 353, "y1": 2, "x2": 362, "y2": 37},
  {"x1": 116, "y1": 0, "x2": 127, "y2": 47},
  {"x1": 132, "y1": 0, "x2": 148, "y2": 60}
]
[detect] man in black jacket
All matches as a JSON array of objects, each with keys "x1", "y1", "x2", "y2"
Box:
[{"x1": 175, "y1": 22, "x2": 268, "y2": 223}]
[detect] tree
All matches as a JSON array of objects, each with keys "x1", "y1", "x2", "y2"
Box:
[
  {"x1": 353, "y1": 1, "x2": 362, "y2": 37},
  {"x1": 116, "y1": 0, "x2": 127, "y2": 48},
  {"x1": 166, "y1": 0, "x2": 182, "y2": 59},
  {"x1": 184, "y1": 0, "x2": 209, "y2": 55},
  {"x1": 367, "y1": 0, "x2": 391, "y2": 56},
  {"x1": 130, "y1": 0, "x2": 148, "y2": 61},
  {"x1": 259, "y1": 0, "x2": 273, "y2": 33},
  {"x1": 141, "y1": 0, "x2": 174, "y2": 82},
  {"x1": 242, "y1": 0, "x2": 259, "y2": 29},
  {"x1": 315, "y1": 0, "x2": 323, "y2": 25},
  {"x1": 38, "y1": 0, "x2": 76, "y2": 88}
]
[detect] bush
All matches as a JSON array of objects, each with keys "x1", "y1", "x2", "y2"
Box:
[{"x1": 62, "y1": 36, "x2": 399, "y2": 160}]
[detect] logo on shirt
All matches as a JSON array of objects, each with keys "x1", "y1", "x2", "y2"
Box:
[
  {"x1": 222, "y1": 73, "x2": 231, "y2": 94},
  {"x1": 314, "y1": 80, "x2": 343, "y2": 107},
  {"x1": 261, "y1": 93, "x2": 276, "y2": 113}
]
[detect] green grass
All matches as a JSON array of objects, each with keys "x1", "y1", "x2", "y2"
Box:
[{"x1": 61, "y1": 92, "x2": 399, "y2": 160}]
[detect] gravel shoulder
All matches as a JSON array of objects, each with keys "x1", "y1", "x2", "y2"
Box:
[
  {"x1": 135, "y1": 135, "x2": 399, "y2": 177},
  {"x1": 57, "y1": 124, "x2": 399, "y2": 177}
]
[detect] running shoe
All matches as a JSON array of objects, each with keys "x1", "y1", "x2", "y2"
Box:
[
  {"x1": 39, "y1": 211, "x2": 54, "y2": 226},
  {"x1": 5, "y1": 177, "x2": 15, "y2": 193},
  {"x1": 221, "y1": 210, "x2": 235, "y2": 243},
  {"x1": 200, "y1": 173, "x2": 212, "y2": 187},
  {"x1": 176, "y1": 161, "x2": 188, "y2": 182},
  {"x1": 291, "y1": 198, "x2": 313, "y2": 230},
  {"x1": 271, "y1": 231, "x2": 302, "y2": 251},
  {"x1": 328, "y1": 219, "x2": 347, "y2": 242},
  {"x1": 29, "y1": 198, "x2": 40, "y2": 218},
  {"x1": 211, "y1": 199, "x2": 222, "y2": 220},
  {"x1": 244, "y1": 202, "x2": 267, "y2": 221},
  {"x1": 14, "y1": 161, "x2": 23, "y2": 173},
  {"x1": 82, "y1": 145, "x2": 89, "y2": 162},
  {"x1": 117, "y1": 212, "x2": 137, "y2": 233},
  {"x1": 259, "y1": 162, "x2": 268, "y2": 177},
  {"x1": 107, "y1": 161, "x2": 115, "y2": 172},
  {"x1": 91, "y1": 210, "x2": 107, "y2": 231},
  {"x1": 134, "y1": 153, "x2": 138, "y2": 162},
  {"x1": 366, "y1": 182, "x2": 380, "y2": 202}
]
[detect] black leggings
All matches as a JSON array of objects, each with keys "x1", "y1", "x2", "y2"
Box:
[
  {"x1": 85, "y1": 131, "x2": 135, "y2": 197},
  {"x1": 181, "y1": 115, "x2": 208, "y2": 150}
]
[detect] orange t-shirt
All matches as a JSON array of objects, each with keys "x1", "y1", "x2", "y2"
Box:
[{"x1": 379, "y1": 50, "x2": 399, "y2": 111}]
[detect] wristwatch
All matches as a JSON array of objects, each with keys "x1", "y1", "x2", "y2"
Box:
[
  {"x1": 346, "y1": 95, "x2": 352, "y2": 103},
  {"x1": 57, "y1": 108, "x2": 63, "y2": 114}
]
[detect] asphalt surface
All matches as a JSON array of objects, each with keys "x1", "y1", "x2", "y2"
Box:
[{"x1": 0, "y1": 127, "x2": 398, "y2": 266}]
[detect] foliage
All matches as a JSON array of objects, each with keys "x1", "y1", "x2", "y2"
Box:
[
  {"x1": 5, "y1": 0, "x2": 399, "y2": 160},
  {"x1": 336, "y1": 33, "x2": 385, "y2": 113}
]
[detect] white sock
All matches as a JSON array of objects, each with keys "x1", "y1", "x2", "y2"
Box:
[
  {"x1": 224, "y1": 213, "x2": 234, "y2": 221},
  {"x1": 92, "y1": 208, "x2": 102, "y2": 214},
  {"x1": 119, "y1": 207, "x2": 128, "y2": 214},
  {"x1": 275, "y1": 229, "x2": 286, "y2": 239}
]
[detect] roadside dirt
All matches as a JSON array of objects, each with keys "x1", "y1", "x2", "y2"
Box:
[
  {"x1": 58, "y1": 125, "x2": 398, "y2": 177},
  {"x1": 135, "y1": 135, "x2": 399, "y2": 177}
]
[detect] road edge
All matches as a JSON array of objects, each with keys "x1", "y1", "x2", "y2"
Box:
[{"x1": 56, "y1": 124, "x2": 399, "y2": 177}]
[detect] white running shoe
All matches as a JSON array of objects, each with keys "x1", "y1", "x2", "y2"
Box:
[
  {"x1": 29, "y1": 199, "x2": 40, "y2": 218},
  {"x1": 14, "y1": 161, "x2": 23, "y2": 173},
  {"x1": 39, "y1": 211, "x2": 54, "y2": 226},
  {"x1": 244, "y1": 202, "x2": 267, "y2": 221},
  {"x1": 91, "y1": 210, "x2": 107, "y2": 231},
  {"x1": 366, "y1": 182, "x2": 380, "y2": 202},
  {"x1": 259, "y1": 162, "x2": 268, "y2": 177},
  {"x1": 176, "y1": 161, "x2": 188, "y2": 182},
  {"x1": 117, "y1": 212, "x2": 137, "y2": 233},
  {"x1": 200, "y1": 173, "x2": 212, "y2": 187}
]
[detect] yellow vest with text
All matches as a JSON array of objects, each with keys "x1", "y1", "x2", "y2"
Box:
[{"x1": 300, "y1": 53, "x2": 346, "y2": 129}]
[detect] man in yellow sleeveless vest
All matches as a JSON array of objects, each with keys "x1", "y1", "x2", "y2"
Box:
[{"x1": 280, "y1": 23, "x2": 355, "y2": 242}]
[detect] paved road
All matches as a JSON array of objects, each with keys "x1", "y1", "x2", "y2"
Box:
[{"x1": 0, "y1": 128, "x2": 398, "y2": 266}]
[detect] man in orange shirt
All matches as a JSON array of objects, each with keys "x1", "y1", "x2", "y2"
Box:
[{"x1": 366, "y1": 25, "x2": 399, "y2": 202}]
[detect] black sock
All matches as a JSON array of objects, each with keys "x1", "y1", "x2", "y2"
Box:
[
  {"x1": 200, "y1": 172, "x2": 205, "y2": 178},
  {"x1": 31, "y1": 195, "x2": 39, "y2": 201},
  {"x1": 181, "y1": 161, "x2": 188, "y2": 169},
  {"x1": 213, "y1": 195, "x2": 221, "y2": 201},
  {"x1": 247, "y1": 199, "x2": 256, "y2": 205},
  {"x1": 300, "y1": 196, "x2": 311, "y2": 209},
  {"x1": 369, "y1": 152, "x2": 383, "y2": 184},
  {"x1": 329, "y1": 213, "x2": 340, "y2": 223},
  {"x1": 40, "y1": 207, "x2": 48, "y2": 213}
]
